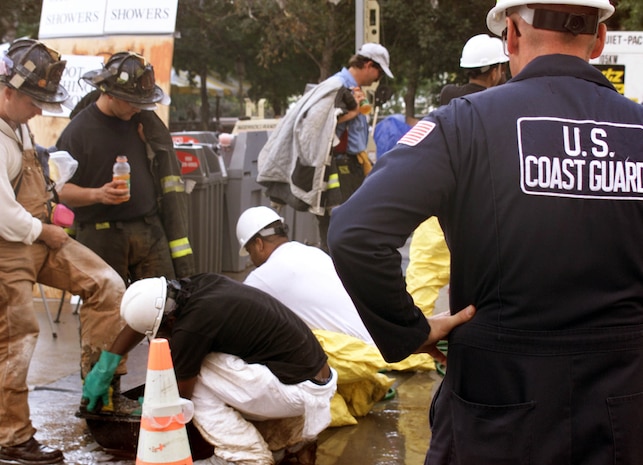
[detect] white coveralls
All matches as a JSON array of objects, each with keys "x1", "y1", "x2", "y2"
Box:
[{"x1": 192, "y1": 353, "x2": 337, "y2": 465}]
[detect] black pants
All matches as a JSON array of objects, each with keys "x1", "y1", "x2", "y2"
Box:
[
  {"x1": 318, "y1": 153, "x2": 365, "y2": 252},
  {"x1": 77, "y1": 214, "x2": 175, "y2": 284},
  {"x1": 426, "y1": 323, "x2": 643, "y2": 465}
]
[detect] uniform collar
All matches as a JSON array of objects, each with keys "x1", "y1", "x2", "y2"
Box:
[
  {"x1": 0, "y1": 119, "x2": 31, "y2": 150},
  {"x1": 510, "y1": 54, "x2": 616, "y2": 93},
  {"x1": 337, "y1": 67, "x2": 358, "y2": 87},
  {"x1": 0, "y1": 117, "x2": 19, "y2": 142}
]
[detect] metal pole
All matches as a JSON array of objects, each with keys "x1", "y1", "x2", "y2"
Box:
[{"x1": 355, "y1": 0, "x2": 364, "y2": 52}]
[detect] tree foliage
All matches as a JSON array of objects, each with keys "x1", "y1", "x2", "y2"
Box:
[
  {"x1": 0, "y1": 0, "x2": 42, "y2": 43},
  {"x1": 174, "y1": 0, "x2": 349, "y2": 121},
  {"x1": 380, "y1": 0, "x2": 494, "y2": 116},
  {"x1": 610, "y1": 0, "x2": 643, "y2": 30},
  {"x1": 1, "y1": 0, "x2": 641, "y2": 121},
  {"x1": 237, "y1": 0, "x2": 355, "y2": 80}
]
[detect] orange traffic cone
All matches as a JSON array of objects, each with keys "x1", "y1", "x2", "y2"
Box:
[{"x1": 136, "y1": 338, "x2": 194, "y2": 465}]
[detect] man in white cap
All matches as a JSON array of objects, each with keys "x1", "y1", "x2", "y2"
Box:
[
  {"x1": 114, "y1": 273, "x2": 337, "y2": 464},
  {"x1": 315, "y1": 42, "x2": 394, "y2": 252},
  {"x1": 329, "y1": 0, "x2": 643, "y2": 463},
  {"x1": 257, "y1": 43, "x2": 393, "y2": 252}
]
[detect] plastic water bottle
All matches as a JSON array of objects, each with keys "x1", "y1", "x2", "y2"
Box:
[
  {"x1": 112, "y1": 155, "x2": 131, "y2": 202},
  {"x1": 358, "y1": 97, "x2": 373, "y2": 115}
]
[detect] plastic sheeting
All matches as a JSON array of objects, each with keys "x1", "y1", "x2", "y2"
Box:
[
  {"x1": 373, "y1": 114, "x2": 411, "y2": 159},
  {"x1": 313, "y1": 329, "x2": 434, "y2": 426}
]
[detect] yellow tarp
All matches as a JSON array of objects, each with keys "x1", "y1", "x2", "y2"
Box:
[
  {"x1": 405, "y1": 216, "x2": 451, "y2": 317},
  {"x1": 313, "y1": 329, "x2": 434, "y2": 427}
]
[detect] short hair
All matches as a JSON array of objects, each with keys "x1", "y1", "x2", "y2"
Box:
[
  {"x1": 348, "y1": 54, "x2": 372, "y2": 69},
  {"x1": 465, "y1": 62, "x2": 504, "y2": 79}
]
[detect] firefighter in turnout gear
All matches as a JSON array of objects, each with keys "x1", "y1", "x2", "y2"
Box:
[
  {"x1": 57, "y1": 51, "x2": 195, "y2": 283},
  {"x1": 0, "y1": 39, "x2": 131, "y2": 464}
]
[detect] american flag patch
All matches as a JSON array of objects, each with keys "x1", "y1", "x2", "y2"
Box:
[{"x1": 398, "y1": 120, "x2": 436, "y2": 146}]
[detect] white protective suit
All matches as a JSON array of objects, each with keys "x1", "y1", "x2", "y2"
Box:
[{"x1": 192, "y1": 353, "x2": 337, "y2": 465}]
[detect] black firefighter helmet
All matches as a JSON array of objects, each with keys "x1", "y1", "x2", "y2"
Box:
[
  {"x1": 0, "y1": 39, "x2": 69, "y2": 112},
  {"x1": 81, "y1": 51, "x2": 169, "y2": 110}
]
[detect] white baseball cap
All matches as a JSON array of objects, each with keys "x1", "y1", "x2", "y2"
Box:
[{"x1": 357, "y1": 43, "x2": 394, "y2": 78}]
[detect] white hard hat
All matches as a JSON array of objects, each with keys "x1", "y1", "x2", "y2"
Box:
[
  {"x1": 120, "y1": 277, "x2": 167, "y2": 339},
  {"x1": 236, "y1": 206, "x2": 284, "y2": 257},
  {"x1": 487, "y1": 0, "x2": 615, "y2": 36},
  {"x1": 460, "y1": 34, "x2": 509, "y2": 69}
]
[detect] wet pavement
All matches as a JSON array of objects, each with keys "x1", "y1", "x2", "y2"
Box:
[{"x1": 24, "y1": 280, "x2": 447, "y2": 465}]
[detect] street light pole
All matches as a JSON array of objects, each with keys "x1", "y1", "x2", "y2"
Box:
[{"x1": 355, "y1": 0, "x2": 365, "y2": 52}]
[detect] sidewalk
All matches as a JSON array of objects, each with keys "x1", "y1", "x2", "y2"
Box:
[{"x1": 25, "y1": 284, "x2": 447, "y2": 465}]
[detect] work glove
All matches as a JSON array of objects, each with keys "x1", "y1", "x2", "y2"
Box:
[
  {"x1": 356, "y1": 151, "x2": 373, "y2": 176},
  {"x1": 82, "y1": 350, "x2": 122, "y2": 412}
]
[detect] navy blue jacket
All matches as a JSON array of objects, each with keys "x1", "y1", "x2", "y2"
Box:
[{"x1": 328, "y1": 54, "x2": 643, "y2": 362}]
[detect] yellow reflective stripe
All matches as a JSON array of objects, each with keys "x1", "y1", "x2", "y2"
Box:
[
  {"x1": 327, "y1": 173, "x2": 340, "y2": 190},
  {"x1": 161, "y1": 175, "x2": 185, "y2": 194},
  {"x1": 169, "y1": 237, "x2": 193, "y2": 258},
  {"x1": 95, "y1": 222, "x2": 110, "y2": 230}
]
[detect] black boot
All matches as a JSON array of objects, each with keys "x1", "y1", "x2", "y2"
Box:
[{"x1": 0, "y1": 437, "x2": 63, "y2": 465}]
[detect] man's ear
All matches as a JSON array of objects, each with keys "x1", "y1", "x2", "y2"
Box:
[
  {"x1": 254, "y1": 236, "x2": 266, "y2": 254},
  {"x1": 505, "y1": 18, "x2": 520, "y2": 56},
  {"x1": 1, "y1": 85, "x2": 13, "y2": 100},
  {"x1": 590, "y1": 23, "x2": 607, "y2": 59}
]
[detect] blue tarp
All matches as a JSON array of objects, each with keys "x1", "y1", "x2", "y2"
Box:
[{"x1": 373, "y1": 114, "x2": 411, "y2": 159}]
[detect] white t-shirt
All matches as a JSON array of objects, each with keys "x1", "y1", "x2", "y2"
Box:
[
  {"x1": 0, "y1": 121, "x2": 43, "y2": 244},
  {"x1": 244, "y1": 241, "x2": 375, "y2": 345}
]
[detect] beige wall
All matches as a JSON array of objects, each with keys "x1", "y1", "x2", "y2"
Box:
[{"x1": 30, "y1": 35, "x2": 174, "y2": 148}]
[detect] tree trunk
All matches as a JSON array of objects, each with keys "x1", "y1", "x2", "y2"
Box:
[
  {"x1": 199, "y1": 66, "x2": 210, "y2": 131},
  {"x1": 319, "y1": 46, "x2": 335, "y2": 82},
  {"x1": 404, "y1": 65, "x2": 420, "y2": 119},
  {"x1": 235, "y1": 58, "x2": 245, "y2": 116}
]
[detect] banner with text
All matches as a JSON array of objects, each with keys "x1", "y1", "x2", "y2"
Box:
[
  {"x1": 591, "y1": 31, "x2": 643, "y2": 104},
  {"x1": 39, "y1": 0, "x2": 178, "y2": 38},
  {"x1": 43, "y1": 54, "x2": 105, "y2": 118}
]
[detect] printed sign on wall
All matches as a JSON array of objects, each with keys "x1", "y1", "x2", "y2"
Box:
[
  {"x1": 593, "y1": 64, "x2": 625, "y2": 95},
  {"x1": 39, "y1": 0, "x2": 107, "y2": 38},
  {"x1": 104, "y1": 0, "x2": 178, "y2": 35},
  {"x1": 39, "y1": 0, "x2": 178, "y2": 38},
  {"x1": 591, "y1": 31, "x2": 643, "y2": 103},
  {"x1": 42, "y1": 54, "x2": 105, "y2": 118}
]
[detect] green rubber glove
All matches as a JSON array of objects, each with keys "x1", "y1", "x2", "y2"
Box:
[{"x1": 82, "y1": 351, "x2": 122, "y2": 412}]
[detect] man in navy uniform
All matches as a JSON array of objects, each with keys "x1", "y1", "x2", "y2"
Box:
[{"x1": 329, "y1": 1, "x2": 643, "y2": 463}]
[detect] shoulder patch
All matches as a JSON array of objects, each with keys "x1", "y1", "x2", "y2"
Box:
[{"x1": 398, "y1": 120, "x2": 436, "y2": 147}]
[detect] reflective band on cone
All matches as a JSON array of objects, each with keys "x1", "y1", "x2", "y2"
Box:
[{"x1": 136, "y1": 338, "x2": 193, "y2": 465}]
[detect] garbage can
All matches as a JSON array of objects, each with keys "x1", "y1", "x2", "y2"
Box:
[
  {"x1": 279, "y1": 206, "x2": 320, "y2": 248},
  {"x1": 220, "y1": 129, "x2": 321, "y2": 272},
  {"x1": 220, "y1": 130, "x2": 271, "y2": 272},
  {"x1": 173, "y1": 128, "x2": 320, "y2": 272},
  {"x1": 175, "y1": 143, "x2": 227, "y2": 273},
  {"x1": 171, "y1": 131, "x2": 219, "y2": 146}
]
